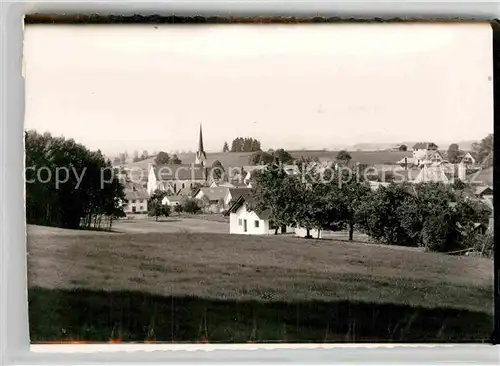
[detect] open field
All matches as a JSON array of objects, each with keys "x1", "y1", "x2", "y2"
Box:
[
  {"x1": 27, "y1": 224, "x2": 493, "y2": 342},
  {"x1": 112, "y1": 217, "x2": 229, "y2": 234}
]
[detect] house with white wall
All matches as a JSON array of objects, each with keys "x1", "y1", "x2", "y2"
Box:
[
  {"x1": 123, "y1": 184, "x2": 149, "y2": 214},
  {"x1": 410, "y1": 142, "x2": 443, "y2": 166},
  {"x1": 459, "y1": 152, "x2": 476, "y2": 167},
  {"x1": 161, "y1": 195, "x2": 182, "y2": 207},
  {"x1": 224, "y1": 194, "x2": 272, "y2": 235}
]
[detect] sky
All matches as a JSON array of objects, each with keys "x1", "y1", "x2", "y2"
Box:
[{"x1": 24, "y1": 23, "x2": 493, "y2": 156}]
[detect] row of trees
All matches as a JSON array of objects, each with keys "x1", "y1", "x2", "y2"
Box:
[
  {"x1": 229, "y1": 137, "x2": 262, "y2": 152},
  {"x1": 154, "y1": 151, "x2": 182, "y2": 165},
  {"x1": 248, "y1": 148, "x2": 295, "y2": 165},
  {"x1": 26, "y1": 131, "x2": 126, "y2": 230},
  {"x1": 251, "y1": 162, "x2": 491, "y2": 253},
  {"x1": 470, "y1": 133, "x2": 493, "y2": 166}
]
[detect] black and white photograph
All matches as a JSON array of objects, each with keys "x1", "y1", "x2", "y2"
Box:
[{"x1": 24, "y1": 19, "x2": 494, "y2": 343}]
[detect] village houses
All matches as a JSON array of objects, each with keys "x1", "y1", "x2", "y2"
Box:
[
  {"x1": 146, "y1": 125, "x2": 209, "y2": 196},
  {"x1": 123, "y1": 183, "x2": 149, "y2": 214}
]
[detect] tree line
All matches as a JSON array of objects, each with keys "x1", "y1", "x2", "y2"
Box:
[
  {"x1": 251, "y1": 161, "x2": 492, "y2": 255},
  {"x1": 228, "y1": 137, "x2": 261, "y2": 152},
  {"x1": 26, "y1": 131, "x2": 126, "y2": 230}
]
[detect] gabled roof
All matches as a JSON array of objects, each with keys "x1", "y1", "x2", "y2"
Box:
[
  {"x1": 124, "y1": 187, "x2": 149, "y2": 201},
  {"x1": 165, "y1": 195, "x2": 182, "y2": 202},
  {"x1": 413, "y1": 142, "x2": 438, "y2": 150},
  {"x1": 153, "y1": 164, "x2": 206, "y2": 181},
  {"x1": 195, "y1": 187, "x2": 229, "y2": 201},
  {"x1": 224, "y1": 193, "x2": 271, "y2": 219},
  {"x1": 413, "y1": 166, "x2": 449, "y2": 184},
  {"x1": 475, "y1": 185, "x2": 493, "y2": 196},
  {"x1": 228, "y1": 187, "x2": 252, "y2": 199}
]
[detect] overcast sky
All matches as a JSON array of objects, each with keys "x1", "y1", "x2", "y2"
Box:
[{"x1": 24, "y1": 23, "x2": 493, "y2": 155}]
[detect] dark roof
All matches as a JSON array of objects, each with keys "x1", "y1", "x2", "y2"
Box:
[
  {"x1": 228, "y1": 187, "x2": 252, "y2": 199},
  {"x1": 153, "y1": 164, "x2": 206, "y2": 181},
  {"x1": 165, "y1": 195, "x2": 182, "y2": 202},
  {"x1": 475, "y1": 186, "x2": 493, "y2": 196},
  {"x1": 412, "y1": 142, "x2": 438, "y2": 150},
  {"x1": 124, "y1": 187, "x2": 149, "y2": 201},
  {"x1": 224, "y1": 193, "x2": 271, "y2": 220}
]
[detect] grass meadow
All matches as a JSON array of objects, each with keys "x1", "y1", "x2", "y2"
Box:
[{"x1": 27, "y1": 224, "x2": 494, "y2": 343}]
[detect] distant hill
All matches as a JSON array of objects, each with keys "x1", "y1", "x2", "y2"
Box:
[
  {"x1": 348, "y1": 140, "x2": 480, "y2": 151},
  {"x1": 119, "y1": 150, "x2": 410, "y2": 178}
]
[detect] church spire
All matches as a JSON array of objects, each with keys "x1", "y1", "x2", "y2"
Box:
[{"x1": 195, "y1": 124, "x2": 207, "y2": 166}]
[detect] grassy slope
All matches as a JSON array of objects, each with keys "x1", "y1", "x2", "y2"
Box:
[{"x1": 27, "y1": 225, "x2": 493, "y2": 342}]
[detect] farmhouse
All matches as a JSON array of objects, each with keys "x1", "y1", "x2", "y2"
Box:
[
  {"x1": 224, "y1": 187, "x2": 252, "y2": 208},
  {"x1": 161, "y1": 195, "x2": 182, "y2": 207},
  {"x1": 410, "y1": 142, "x2": 444, "y2": 166},
  {"x1": 459, "y1": 152, "x2": 476, "y2": 167},
  {"x1": 224, "y1": 194, "x2": 272, "y2": 235},
  {"x1": 194, "y1": 187, "x2": 229, "y2": 213},
  {"x1": 123, "y1": 184, "x2": 149, "y2": 214}
]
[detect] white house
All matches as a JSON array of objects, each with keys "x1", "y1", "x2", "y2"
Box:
[
  {"x1": 225, "y1": 194, "x2": 272, "y2": 235},
  {"x1": 161, "y1": 195, "x2": 182, "y2": 207},
  {"x1": 123, "y1": 185, "x2": 149, "y2": 214},
  {"x1": 410, "y1": 142, "x2": 443, "y2": 166},
  {"x1": 459, "y1": 152, "x2": 476, "y2": 167},
  {"x1": 147, "y1": 163, "x2": 207, "y2": 196}
]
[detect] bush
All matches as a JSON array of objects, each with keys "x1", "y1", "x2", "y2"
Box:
[{"x1": 181, "y1": 198, "x2": 203, "y2": 214}]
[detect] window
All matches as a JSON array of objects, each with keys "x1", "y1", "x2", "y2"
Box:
[
  {"x1": 238, "y1": 219, "x2": 242, "y2": 226},
  {"x1": 140, "y1": 206, "x2": 144, "y2": 211},
  {"x1": 132, "y1": 200, "x2": 136, "y2": 203},
  {"x1": 254, "y1": 220, "x2": 259, "y2": 228},
  {"x1": 182, "y1": 183, "x2": 185, "y2": 189},
  {"x1": 132, "y1": 207, "x2": 136, "y2": 213}
]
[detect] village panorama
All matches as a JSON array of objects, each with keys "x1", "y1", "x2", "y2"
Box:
[{"x1": 24, "y1": 23, "x2": 494, "y2": 343}]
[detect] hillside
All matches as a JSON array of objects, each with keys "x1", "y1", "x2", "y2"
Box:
[
  {"x1": 27, "y1": 225, "x2": 493, "y2": 342},
  {"x1": 120, "y1": 150, "x2": 410, "y2": 174}
]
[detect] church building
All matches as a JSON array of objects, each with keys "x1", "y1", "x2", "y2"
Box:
[{"x1": 147, "y1": 124, "x2": 209, "y2": 196}]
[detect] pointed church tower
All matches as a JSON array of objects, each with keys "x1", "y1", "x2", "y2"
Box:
[{"x1": 195, "y1": 124, "x2": 207, "y2": 167}]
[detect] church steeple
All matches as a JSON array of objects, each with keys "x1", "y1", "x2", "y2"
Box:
[{"x1": 195, "y1": 124, "x2": 207, "y2": 166}]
